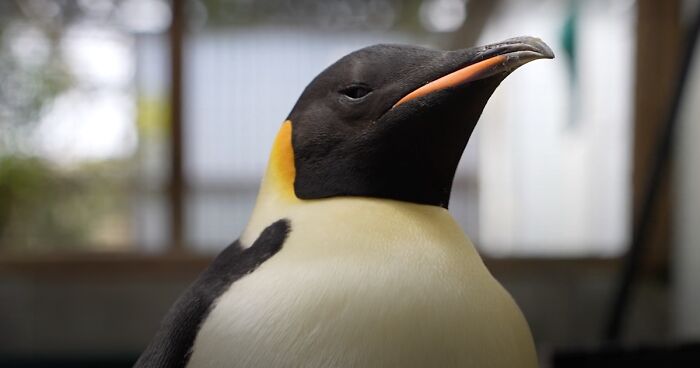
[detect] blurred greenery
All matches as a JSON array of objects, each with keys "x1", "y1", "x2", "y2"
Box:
[
  {"x1": 0, "y1": 156, "x2": 132, "y2": 251},
  {"x1": 0, "y1": 1, "x2": 133, "y2": 252}
]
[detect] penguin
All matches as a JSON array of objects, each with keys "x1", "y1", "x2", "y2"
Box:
[{"x1": 135, "y1": 36, "x2": 554, "y2": 368}]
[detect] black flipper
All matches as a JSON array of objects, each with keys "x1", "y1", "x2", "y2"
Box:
[{"x1": 134, "y1": 219, "x2": 290, "y2": 368}]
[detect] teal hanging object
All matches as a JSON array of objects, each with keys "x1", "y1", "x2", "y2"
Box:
[
  {"x1": 561, "y1": 4, "x2": 577, "y2": 79},
  {"x1": 561, "y1": 0, "x2": 579, "y2": 129}
]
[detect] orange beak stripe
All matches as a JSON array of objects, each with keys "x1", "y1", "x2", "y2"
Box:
[{"x1": 393, "y1": 54, "x2": 507, "y2": 107}]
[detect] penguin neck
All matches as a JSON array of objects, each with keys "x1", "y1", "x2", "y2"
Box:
[
  {"x1": 240, "y1": 121, "x2": 471, "y2": 249},
  {"x1": 240, "y1": 120, "x2": 300, "y2": 246},
  {"x1": 261, "y1": 120, "x2": 297, "y2": 202}
]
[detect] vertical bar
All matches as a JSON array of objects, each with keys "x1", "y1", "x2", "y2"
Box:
[
  {"x1": 168, "y1": 0, "x2": 186, "y2": 250},
  {"x1": 605, "y1": 0, "x2": 694, "y2": 341},
  {"x1": 629, "y1": 0, "x2": 680, "y2": 274}
]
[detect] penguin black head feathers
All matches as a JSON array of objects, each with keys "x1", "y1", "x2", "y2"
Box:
[{"x1": 274, "y1": 36, "x2": 553, "y2": 208}]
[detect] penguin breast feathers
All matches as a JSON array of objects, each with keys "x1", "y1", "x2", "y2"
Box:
[{"x1": 188, "y1": 198, "x2": 538, "y2": 368}]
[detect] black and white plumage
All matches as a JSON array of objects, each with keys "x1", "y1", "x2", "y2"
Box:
[
  {"x1": 135, "y1": 220, "x2": 289, "y2": 367},
  {"x1": 136, "y1": 36, "x2": 554, "y2": 368}
]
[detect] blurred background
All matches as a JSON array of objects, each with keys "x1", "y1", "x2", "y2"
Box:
[{"x1": 0, "y1": 0, "x2": 698, "y2": 366}]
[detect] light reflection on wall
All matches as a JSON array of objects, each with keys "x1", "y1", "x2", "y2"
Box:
[
  {"x1": 34, "y1": 25, "x2": 136, "y2": 164},
  {"x1": 420, "y1": 0, "x2": 468, "y2": 33}
]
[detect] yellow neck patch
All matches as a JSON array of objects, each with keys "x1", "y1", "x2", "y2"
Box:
[{"x1": 266, "y1": 120, "x2": 297, "y2": 199}]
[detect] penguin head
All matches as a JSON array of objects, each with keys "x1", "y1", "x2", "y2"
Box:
[{"x1": 273, "y1": 36, "x2": 553, "y2": 208}]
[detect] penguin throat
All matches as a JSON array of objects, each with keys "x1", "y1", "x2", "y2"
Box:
[{"x1": 266, "y1": 120, "x2": 297, "y2": 200}]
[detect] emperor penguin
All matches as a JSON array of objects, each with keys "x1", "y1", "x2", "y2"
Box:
[{"x1": 135, "y1": 36, "x2": 554, "y2": 368}]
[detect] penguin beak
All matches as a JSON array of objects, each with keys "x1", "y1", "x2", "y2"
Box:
[{"x1": 392, "y1": 37, "x2": 554, "y2": 108}]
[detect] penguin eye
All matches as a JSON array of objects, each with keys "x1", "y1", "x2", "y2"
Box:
[{"x1": 339, "y1": 84, "x2": 372, "y2": 100}]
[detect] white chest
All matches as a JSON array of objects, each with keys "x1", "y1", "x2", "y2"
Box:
[{"x1": 186, "y1": 198, "x2": 537, "y2": 368}]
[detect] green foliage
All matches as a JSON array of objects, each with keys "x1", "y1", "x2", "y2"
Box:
[
  {"x1": 0, "y1": 156, "x2": 131, "y2": 251},
  {"x1": 0, "y1": 3, "x2": 133, "y2": 252}
]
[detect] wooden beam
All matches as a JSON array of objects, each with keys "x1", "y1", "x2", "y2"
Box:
[
  {"x1": 632, "y1": 0, "x2": 681, "y2": 274},
  {"x1": 168, "y1": 0, "x2": 186, "y2": 250}
]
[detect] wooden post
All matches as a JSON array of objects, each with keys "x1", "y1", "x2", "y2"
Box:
[
  {"x1": 605, "y1": 0, "x2": 683, "y2": 340},
  {"x1": 168, "y1": 0, "x2": 186, "y2": 250},
  {"x1": 631, "y1": 0, "x2": 680, "y2": 275}
]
